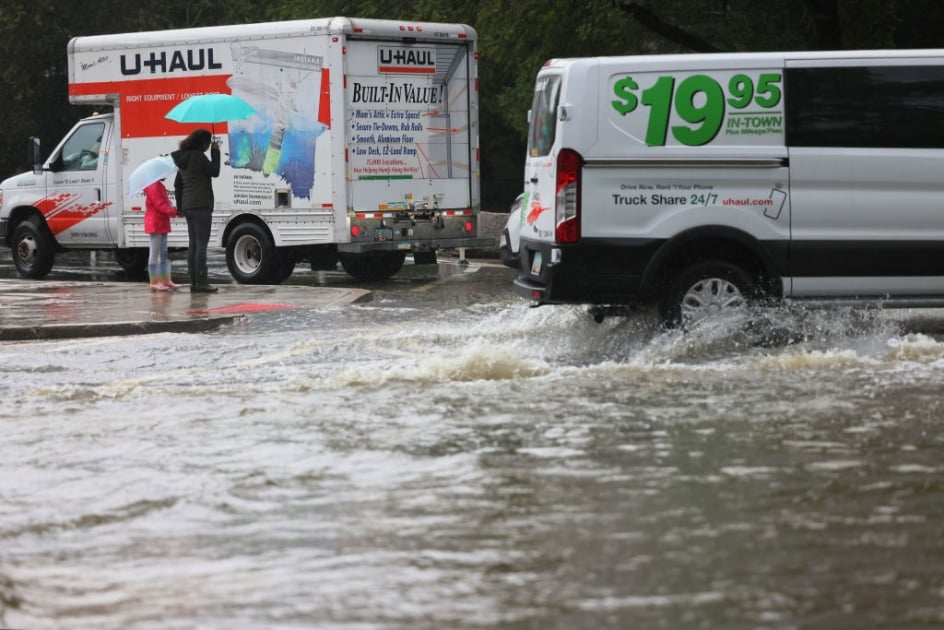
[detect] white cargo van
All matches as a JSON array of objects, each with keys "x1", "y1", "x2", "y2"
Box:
[
  {"x1": 513, "y1": 50, "x2": 944, "y2": 325},
  {"x1": 0, "y1": 17, "x2": 489, "y2": 283}
]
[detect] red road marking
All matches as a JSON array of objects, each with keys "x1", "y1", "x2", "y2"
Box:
[{"x1": 187, "y1": 303, "x2": 296, "y2": 315}]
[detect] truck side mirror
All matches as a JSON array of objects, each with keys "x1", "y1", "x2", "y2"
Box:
[
  {"x1": 29, "y1": 136, "x2": 42, "y2": 174},
  {"x1": 527, "y1": 109, "x2": 532, "y2": 124}
]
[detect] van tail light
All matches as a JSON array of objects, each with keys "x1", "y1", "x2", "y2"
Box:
[{"x1": 555, "y1": 148, "x2": 581, "y2": 243}]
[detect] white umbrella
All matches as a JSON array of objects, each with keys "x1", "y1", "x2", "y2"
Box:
[{"x1": 127, "y1": 155, "x2": 177, "y2": 198}]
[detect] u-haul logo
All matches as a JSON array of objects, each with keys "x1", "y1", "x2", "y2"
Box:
[
  {"x1": 120, "y1": 48, "x2": 223, "y2": 76},
  {"x1": 378, "y1": 46, "x2": 435, "y2": 74}
]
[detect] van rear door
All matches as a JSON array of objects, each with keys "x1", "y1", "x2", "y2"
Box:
[{"x1": 521, "y1": 71, "x2": 563, "y2": 252}]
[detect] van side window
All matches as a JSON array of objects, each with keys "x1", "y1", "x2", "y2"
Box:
[
  {"x1": 528, "y1": 75, "x2": 562, "y2": 157},
  {"x1": 786, "y1": 65, "x2": 944, "y2": 148},
  {"x1": 59, "y1": 122, "x2": 105, "y2": 171}
]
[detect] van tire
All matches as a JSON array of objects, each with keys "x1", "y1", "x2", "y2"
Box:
[
  {"x1": 12, "y1": 217, "x2": 55, "y2": 279},
  {"x1": 661, "y1": 260, "x2": 755, "y2": 328},
  {"x1": 226, "y1": 223, "x2": 278, "y2": 284},
  {"x1": 339, "y1": 251, "x2": 406, "y2": 281}
]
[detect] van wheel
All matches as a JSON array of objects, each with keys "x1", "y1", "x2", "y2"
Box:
[
  {"x1": 12, "y1": 217, "x2": 55, "y2": 279},
  {"x1": 339, "y1": 251, "x2": 406, "y2": 281},
  {"x1": 226, "y1": 223, "x2": 277, "y2": 284},
  {"x1": 661, "y1": 260, "x2": 755, "y2": 328}
]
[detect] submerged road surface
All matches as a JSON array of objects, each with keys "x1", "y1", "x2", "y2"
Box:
[{"x1": 3, "y1": 252, "x2": 944, "y2": 628}]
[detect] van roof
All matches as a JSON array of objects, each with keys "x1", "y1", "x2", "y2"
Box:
[{"x1": 541, "y1": 49, "x2": 944, "y2": 72}]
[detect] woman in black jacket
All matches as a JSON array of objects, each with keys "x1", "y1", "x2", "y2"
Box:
[{"x1": 172, "y1": 128, "x2": 220, "y2": 293}]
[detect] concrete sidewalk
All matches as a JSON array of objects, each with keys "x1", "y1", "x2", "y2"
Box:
[{"x1": 0, "y1": 280, "x2": 371, "y2": 340}]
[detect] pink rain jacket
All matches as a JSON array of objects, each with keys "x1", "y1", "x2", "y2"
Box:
[{"x1": 143, "y1": 181, "x2": 177, "y2": 234}]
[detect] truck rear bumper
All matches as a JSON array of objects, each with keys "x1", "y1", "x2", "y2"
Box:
[{"x1": 338, "y1": 236, "x2": 495, "y2": 254}]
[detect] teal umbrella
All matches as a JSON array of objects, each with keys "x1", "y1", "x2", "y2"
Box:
[{"x1": 165, "y1": 93, "x2": 256, "y2": 133}]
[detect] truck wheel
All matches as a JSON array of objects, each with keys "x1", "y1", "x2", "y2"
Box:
[
  {"x1": 115, "y1": 248, "x2": 148, "y2": 274},
  {"x1": 11, "y1": 217, "x2": 55, "y2": 279},
  {"x1": 661, "y1": 260, "x2": 755, "y2": 328},
  {"x1": 413, "y1": 250, "x2": 437, "y2": 265},
  {"x1": 338, "y1": 251, "x2": 406, "y2": 281},
  {"x1": 309, "y1": 245, "x2": 338, "y2": 271},
  {"x1": 275, "y1": 252, "x2": 296, "y2": 283},
  {"x1": 226, "y1": 223, "x2": 277, "y2": 284}
]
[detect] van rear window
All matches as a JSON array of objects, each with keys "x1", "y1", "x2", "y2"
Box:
[
  {"x1": 786, "y1": 65, "x2": 944, "y2": 149},
  {"x1": 528, "y1": 74, "x2": 562, "y2": 157}
]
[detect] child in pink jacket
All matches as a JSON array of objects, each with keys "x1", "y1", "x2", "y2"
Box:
[{"x1": 143, "y1": 180, "x2": 181, "y2": 291}]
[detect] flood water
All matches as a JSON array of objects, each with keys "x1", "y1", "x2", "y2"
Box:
[{"x1": 3, "y1": 260, "x2": 944, "y2": 629}]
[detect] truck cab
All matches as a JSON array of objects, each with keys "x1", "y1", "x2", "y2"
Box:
[{"x1": 1, "y1": 113, "x2": 120, "y2": 277}]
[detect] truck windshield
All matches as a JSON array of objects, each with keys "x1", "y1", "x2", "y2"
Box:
[
  {"x1": 59, "y1": 123, "x2": 104, "y2": 171},
  {"x1": 527, "y1": 74, "x2": 561, "y2": 157}
]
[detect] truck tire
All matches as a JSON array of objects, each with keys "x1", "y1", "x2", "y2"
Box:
[
  {"x1": 12, "y1": 217, "x2": 55, "y2": 279},
  {"x1": 309, "y1": 245, "x2": 338, "y2": 271},
  {"x1": 275, "y1": 252, "x2": 296, "y2": 283},
  {"x1": 413, "y1": 250, "x2": 437, "y2": 265},
  {"x1": 660, "y1": 260, "x2": 755, "y2": 328},
  {"x1": 226, "y1": 222, "x2": 278, "y2": 284},
  {"x1": 338, "y1": 251, "x2": 406, "y2": 281},
  {"x1": 115, "y1": 248, "x2": 148, "y2": 274}
]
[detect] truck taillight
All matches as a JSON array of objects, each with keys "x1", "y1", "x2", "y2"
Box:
[{"x1": 555, "y1": 148, "x2": 581, "y2": 243}]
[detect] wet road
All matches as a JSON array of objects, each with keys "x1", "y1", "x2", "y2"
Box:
[{"x1": 3, "y1": 250, "x2": 944, "y2": 628}]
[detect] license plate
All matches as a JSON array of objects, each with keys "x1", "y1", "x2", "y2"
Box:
[
  {"x1": 530, "y1": 251, "x2": 543, "y2": 275},
  {"x1": 375, "y1": 227, "x2": 393, "y2": 241}
]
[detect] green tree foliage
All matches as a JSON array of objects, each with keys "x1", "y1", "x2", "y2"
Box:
[
  {"x1": 0, "y1": 0, "x2": 270, "y2": 180},
  {"x1": 1, "y1": 1, "x2": 943, "y2": 209}
]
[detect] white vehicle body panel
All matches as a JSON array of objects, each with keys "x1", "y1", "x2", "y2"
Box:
[{"x1": 514, "y1": 49, "x2": 944, "y2": 308}]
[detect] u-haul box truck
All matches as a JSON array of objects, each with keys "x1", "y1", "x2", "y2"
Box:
[
  {"x1": 513, "y1": 50, "x2": 944, "y2": 326},
  {"x1": 0, "y1": 17, "x2": 490, "y2": 283}
]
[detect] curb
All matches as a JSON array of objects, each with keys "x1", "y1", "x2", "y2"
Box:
[{"x1": 0, "y1": 316, "x2": 241, "y2": 341}]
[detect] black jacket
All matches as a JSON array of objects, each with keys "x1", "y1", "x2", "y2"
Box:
[{"x1": 171, "y1": 146, "x2": 220, "y2": 211}]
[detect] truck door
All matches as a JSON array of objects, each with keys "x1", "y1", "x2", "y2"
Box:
[
  {"x1": 43, "y1": 120, "x2": 114, "y2": 246},
  {"x1": 345, "y1": 39, "x2": 475, "y2": 211}
]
